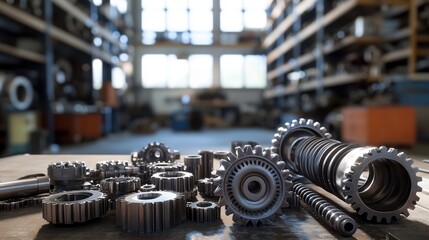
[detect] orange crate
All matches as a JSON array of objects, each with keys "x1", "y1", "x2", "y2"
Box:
[{"x1": 341, "y1": 106, "x2": 416, "y2": 146}]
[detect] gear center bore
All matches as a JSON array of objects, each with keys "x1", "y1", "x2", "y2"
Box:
[
  {"x1": 242, "y1": 175, "x2": 266, "y2": 202},
  {"x1": 56, "y1": 192, "x2": 93, "y2": 201},
  {"x1": 138, "y1": 192, "x2": 161, "y2": 200}
]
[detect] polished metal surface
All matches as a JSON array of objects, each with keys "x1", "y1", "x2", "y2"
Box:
[
  {"x1": 198, "y1": 178, "x2": 216, "y2": 198},
  {"x1": 136, "y1": 142, "x2": 173, "y2": 164},
  {"x1": 151, "y1": 171, "x2": 195, "y2": 199},
  {"x1": 184, "y1": 155, "x2": 202, "y2": 184},
  {"x1": 92, "y1": 160, "x2": 139, "y2": 181},
  {"x1": 199, "y1": 150, "x2": 214, "y2": 179},
  {"x1": 116, "y1": 191, "x2": 186, "y2": 233},
  {"x1": 147, "y1": 161, "x2": 185, "y2": 176},
  {"x1": 186, "y1": 201, "x2": 220, "y2": 222},
  {"x1": 0, "y1": 176, "x2": 50, "y2": 200},
  {"x1": 214, "y1": 145, "x2": 289, "y2": 226},
  {"x1": 100, "y1": 176, "x2": 141, "y2": 197},
  {"x1": 48, "y1": 161, "x2": 86, "y2": 192},
  {"x1": 42, "y1": 190, "x2": 107, "y2": 224},
  {"x1": 293, "y1": 183, "x2": 357, "y2": 237}
]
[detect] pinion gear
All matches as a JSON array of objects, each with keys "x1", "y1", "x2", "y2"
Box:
[
  {"x1": 137, "y1": 142, "x2": 173, "y2": 164},
  {"x1": 214, "y1": 145, "x2": 289, "y2": 226}
]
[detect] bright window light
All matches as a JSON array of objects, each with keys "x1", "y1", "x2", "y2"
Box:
[
  {"x1": 141, "y1": 55, "x2": 168, "y2": 88},
  {"x1": 141, "y1": 0, "x2": 165, "y2": 9},
  {"x1": 92, "y1": 59, "x2": 103, "y2": 90},
  {"x1": 189, "y1": 0, "x2": 212, "y2": 9},
  {"x1": 189, "y1": 10, "x2": 213, "y2": 31},
  {"x1": 220, "y1": 0, "x2": 242, "y2": 10},
  {"x1": 93, "y1": 0, "x2": 102, "y2": 7},
  {"x1": 189, "y1": 55, "x2": 213, "y2": 88},
  {"x1": 167, "y1": 10, "x2": 188, "y2": 32},
  {"x1": 190, "y1": 32, "x2": 213, "y2": 45},
  {"x1": 167, "y1": 56, "x2": 188, "y2": 88},
  {"x1": 112, "y1": 67, "x2": 126, "y2": 89},
  {"x1": 142, "y1": 10, "x2": 166, "y2": 32},
  {"x1": 166, "y1": 0, "x2": 187, "y2": 9},
  {"x1": 116, "y1": 0, "x2": 127, "y2": 14},
  {"x1": 244, "y1": 10, "x2": 266, "y2": 30},
  {"x1": 244, "y1": 55, "x2": 266, "y2": 88},
  {"x1": 142, "y1": 31, "x2": 157, "y2": 45},
  {"x1": 243, "y1": 0, "x2": 267, "y2": 10},
  {"x1": 221, "y1": 55, "x2": 244, "y2": 88},
  {"x1": 220, "y1": 10, "x2": 243, "y2": 32}
]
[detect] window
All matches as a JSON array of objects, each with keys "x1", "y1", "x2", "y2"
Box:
[
  {"x1": 141, "y1": 0, "x2": 214, "y2": 45},
  {"x1": 220, "y1": 55, "x2": 266, "y2": 89},
  {"x1": 141, "y1": 54, "x2": 213, "y2": 88},
  {"x1": 220, "y1": 0, "x2": 266, "y2": 32},
  {"x1": 112, "y1": 67, "x2": 126, "y2": 89},
  {"x1": 92, "y1": 59, "x2": 103, "y2": 90}
]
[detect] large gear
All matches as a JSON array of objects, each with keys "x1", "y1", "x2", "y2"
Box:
[
  {"x1": 271, "y1": 118, "x2": 331, "y2": 172},
  {"x1": 214, "y1": 145, "x2": 289, "y2": 226},
  {"x1": 48, "y1": 161, "x2": 87, "y2": 192},
  {"x1": 116, "y1": 191, "x2": 186, "y2": 233},
  {"x1": 147, "y1": 161, "x2": 186, "y2": 176},
  {"x1": 42, "y1": 190, "x2": 107, "y2": 224},
  {"x1": 151, "y1": 171, "x2": 195, "y2": 199},
  {"x1": 186, "y1": 201, "x2": 220, "y2": 222},
  {"x1": 137, "y1": 142, "x2": 173, "y2": 164},
  {"x1": 198, "y1": 178, "x2": 216, "y2": 198},
  {"x1": 100, "y1": 177, "x2": 141, "y2": 197},
  {"x1": 341, "y1": 146, "x2": 422, "y2": 223}
]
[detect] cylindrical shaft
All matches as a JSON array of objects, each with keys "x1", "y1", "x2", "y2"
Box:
[{"x1": 0, "y1": 176, "x2": 50, "y2": 200}]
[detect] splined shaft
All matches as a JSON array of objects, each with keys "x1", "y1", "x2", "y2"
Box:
[{"x1": 293, "y1": 183, "x2": 357, "y2": 237}]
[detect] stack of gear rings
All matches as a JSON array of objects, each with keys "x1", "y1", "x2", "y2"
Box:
[
  {"x1": 0, "y1": 75, "x2": 34, "y2": 111},
  {"x1": 116, "y1": 191, "x2": 186, "y2": 233},
  {"x1": 92, "y1": 160, "x2": 140, "y2": 182},
  {"x1": 186, "y1": 201, "x2": 220, "y2": 222},
  {"x1": 272, "y1": 118, "x2": 422, "y2": 223},
  {"x1": 42, "y1": 190, "x2": 108, "y2": 224},
  {"x1": 100, "y1": 177, "x2": 141, "y2": 209},
  {"x1": 48, "y1": 161, "x2": 87, "y2": 192},
  {"x1": 151, "y1": 171, "x2": 195, "y2": 200},
  {"x1": 199, "y1": 150, "x2": 214, "y2": 179},
  {"x1": 147, "y1": 161, "x2": 186, "y2": 176},
  {"x1": 198, "y1": 178, "x2": 216, "y2": 198},
  {"x1": 214, "y1": 145, "x2": 290, "y2": 226}
]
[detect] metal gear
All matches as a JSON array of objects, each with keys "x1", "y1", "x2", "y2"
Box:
[
  {"x1": 42, "y1": 190, "x2": 108, "y2": 224},
  {"x1": 199, "y1": 150, "x2": 214, "y2": 179},
  {"x1": 214, "y1": 145, "x2": 289, "y2": 226},
  {"x1": 139, "y1": 184, "x2": 156, "y2": 192},
  {"x1": 271, "y1": 118, "x2": 331, "y2": 172},
  {"x1": 198, "y1": 178, "x2": 216, "y2": 198},
  {"x1": 100, "y1": 176, "x2": 141, "y2": 197},
  {"x1": 184, "y1": 155, "x2": 202, "y2": 184},
  {"x1": 147, "y1": 161, "x2": 186, "y2": 176},
  {"x1": 186, "y1": 201, "x2": 220, "y2": 222},
  {"x1": 137, "y1": 142, "x2": 173, "y2": 164},
  {"x1": 151, "y1": 171, "x2": 195, "y2": 199},
  {"x1": 116, "y1": 191, "x2": 186, "y2": 233},
  {"x1": 48, "y1": 161, "x2": 87, "y2": 192},
  {"x1": 0, "y1": 193, "x2": 49, "y2": 211},
  {"x1": 341, "y1": 146, "x2": 422, "y2": 223},
  {"x1": 92, "y1": 160, "x2": 139, "y2": 181}
]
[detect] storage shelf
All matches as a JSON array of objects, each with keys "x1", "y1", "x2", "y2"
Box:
[
  {"x1": 0, "y1": 42, "x2": 45, "y2": 63},
  {"x1": 266, "y1": 0, "x2": 291, "y2": 30},
  {"x1": 52, "y1": 0, "x2": 124, "y2": 50},
  {"x1": 264, "y1": 0, "x2": 316, "y2": 48},
  {"x1": 268, "y1": 36, "x2": 385, "y2": 81},
  {"x1": 382, "y1": 48, "x2": 410, "y2": 63},
  {"x1": 264, "y1": 73, "x2": 374, "y2": 98},
  {"x1": 267, "y1": 0, "x2": 408, "y2": 64}
]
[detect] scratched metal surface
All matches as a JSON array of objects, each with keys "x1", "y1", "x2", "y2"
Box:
[{"x1": 0, "y1": 154, "x2": 428, "y2": 240}]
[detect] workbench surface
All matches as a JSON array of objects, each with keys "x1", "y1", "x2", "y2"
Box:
[{"x1": 0, "y1": 154, "x2": 428, "y2": 240}]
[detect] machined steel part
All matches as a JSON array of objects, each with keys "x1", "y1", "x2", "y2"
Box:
[
  {"x1": 289, "y1": 135, "x2": 422, "y2": 223},
  {"x1": 231, "y1": 141, "x2": 259, "y2": 154},
  {"x1": 184, "y1": 155, "x2": 202, "y2": 184},
  {"x1": 286, "y1": 192, "x2": 301, "y2": 208},
  {"x1": 199, "y1": 150, "x2": 214, "y2": 179},
  {"x1": 48, "y1": 161, "x2": 87, "y2": 192},
  {"x1": 116, "y1": 191, "x2": 186, "y2": 233},
  {"x1": 173, "y1": 150, "x2": 181, "y2": 160},
  {"x1": 213, "y1": 151, "x2": 228, "y2": 161},
  {"x1": 214, "y1": 145, "x2": 289, "y2": 226},
  {"x1": 93, "y1": 160, "x2": 139, "y2": 181},
  {"x1": 198, "y1": 178, "x2": 216, "y2": 198},
  {"x1": 42, "y1": 190, "x2": 108, "y2": 224},
  {"x1": 272, "y1": 118, "x2": 331, "y2": 172},
  {"x1": 139, "y1": 184, "x2": 156, "y2": 192},
  {"x1": 147, "y1": 161, "x2": 186, "y2": 176},
  {"x1": 0, "y1": 176, "x2": 50, "y2": 200},
  {"x1": 1, "y1": 193, "x2": 50, "y2": 211},
  {"x1": 151, "y1": 171, "x2": 195, "y2": 199},
  {"x1": 186, "y1": 201, "x2": 220, "y2": 222},
  {"x1": 137, "y1": 142, "x2": 173, "y2": 165},
  {"x1": 293, "y1": 183, "x2": 357, "y2": 237},
  {"x1": 100, "y1": 176, "x2": 141, "y2": 197}
]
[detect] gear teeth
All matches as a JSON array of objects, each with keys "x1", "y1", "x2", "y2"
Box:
[
  {"x1": 215, "y1": 168, "x2": 225, "y2": 177},
  {"x1": 271, "y1": 154, "x2": 279, "y2": 163},
  {"x1": 227, "y1": 152, "x2": 237, "y2": 162},
  {"x1": 225, "y1": 207, "x2": 233, "y2": 216},
  {"x1": 232, "y1": 214, "x2": 241, "y2": 222},
  {"x1": 277, "y1": 161, "x2": 286, "y2": 171},
  {"x1": 213, "y1": 176, "x2": 222, "y2": 186},
  {"x1": 235, "y1": 147, "x2": 245, "y2": 157},
  {"x1": 243, "y1": 145, "x2": 253, "y2": 155},
  {"x1": 250, "y1": 220, "x2": 259, "y2": 226},
  {"x1": 254, "y1": 145, "x2": 263, "y2": 156},
  {"x1": 218, "y1": 197, "x2": 226, "y2": 206},
  {"x1": 263, "y1": 148, "x2": 272, "y2": 158},
  {"x1": 220, "y1": 159, "x2": 230, "y2": 169}
]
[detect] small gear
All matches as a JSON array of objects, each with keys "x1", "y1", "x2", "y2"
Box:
[
  {"x1": 271, "y1": 118, "x2": 331, "y2": 172},
  {"x1": 139, "y1": 184, "x2": 156, "y2": 192},
  {"x1": 341, "y1": 146, "x2": 422, "y2": 223},
  {"x1": 0, "y1": 198, "x2": 26, "y2": 211},
  {"x1": 42, "y1": 190, "x2": 108, "y2": 224},
  {"x1": 198, "y1": 178, "x2": 216, "y2": 198},
  {"x1": 137, "y1": 142, "x2": 173, "y2": 165},
  {"x1": 47, "y1": 161, "x2": 87, "y2": 192},
  {"x1": 92, "y1": 160, "x2": 139, "y2": 181},
  {"x1": 214, "y1": 145, "x2": 289, "y2": 226},
  {"x1": 199, "y1": 150, "x2": 214, "y2": 179},
  {"x1": 116, "y1": 191, "x2": 186, "y2": 233},
  {"x1": 184, "y1": 155, "x2": 202, "y2": 184},
  {"x1": 186, "y1": 201, "x2": 220, "y2": 222},
  {"x1": 100, "y1": 176, "x2": 141, "y2": 197},
  {"x1": 147, "y1": 161, "x2": 186, "y2": 176},
  {"x1": 151, "y1": 171, "x2": 195, "y2": 199}
]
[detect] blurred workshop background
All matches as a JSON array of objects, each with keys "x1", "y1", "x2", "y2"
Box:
[{"x1": 0, "y1": 0, "x2": 428, "y2": 156}]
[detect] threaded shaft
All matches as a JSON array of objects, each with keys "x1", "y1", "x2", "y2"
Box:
[{"x1": 293, "y1": 183, "x2": 357, "y2": 237}]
